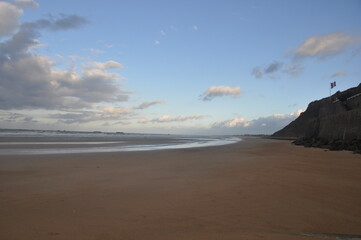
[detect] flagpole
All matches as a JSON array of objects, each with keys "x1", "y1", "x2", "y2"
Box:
[{"x1": 330, "y1": 81, "x2": 336, "y2": 97}]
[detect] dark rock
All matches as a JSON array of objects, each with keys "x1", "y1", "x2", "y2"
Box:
[{"x1": 273, "y1": 84, "x2": 361, "y2": 154}]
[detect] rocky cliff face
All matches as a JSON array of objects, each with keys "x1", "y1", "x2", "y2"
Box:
[{"x1": 272, "y1": 84, "x2": 361, "y2": 153}]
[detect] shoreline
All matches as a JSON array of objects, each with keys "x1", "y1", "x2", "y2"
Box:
[
  {"x1": 1, "y1": 137, "x2": 360, "y2": 239},
  {"x1": 0, "y1": 136, "x2": 241, "y2": 155}
]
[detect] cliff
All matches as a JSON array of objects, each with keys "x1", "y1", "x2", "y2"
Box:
[{"x1": 272, "y1": 83, "x2": 361, "y2": 153}]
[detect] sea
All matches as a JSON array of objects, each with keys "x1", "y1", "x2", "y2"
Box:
[{"x1": 0, "y1": 129, "x2": 241, "y2": 155}]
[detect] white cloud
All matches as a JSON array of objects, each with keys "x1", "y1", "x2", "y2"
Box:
[
  {"x1": 295, "y1": 32, "x2": 360, "y2": 59},
  {"x1": 201, "y1": 86, "x2": 241, "y2": 101},
  {"x1": 330, "y1": 70, "x2": 346, "y2": 78},
  {"x1": 272, "y1": 109, "x2": 303, "y2": 119},
  {"x1": 95, "y1": 105, "x2": 132, "y2": 114},
  {"x1": 138, "y1": 114, "x2": 207, "y2": 124},
  {"x1": 0, "y1": 1, "x2": 23, "y2": 38},
  {"x1": 213, "y1": 117, "x2": 252, "y2": 128},
  {"x1": 89, "y1": 60, "x2": 123, "y2": 70},
  {"x1": 160, "y1": 30, "x2": 166, "y2": 36},
  {"x1": 134, "y1": 100, "x2": 165, "y2": 110},
  {"x1": 154, "y1": 40, "x2": 160, "y2": 45},
  {"x1": 192, "y1": 25, "x2": 198, "y2": 31}
]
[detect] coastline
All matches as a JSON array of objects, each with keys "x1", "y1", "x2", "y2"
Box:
[{"x1": 0, "y1": 137, "x2": 360, "y2": 239}]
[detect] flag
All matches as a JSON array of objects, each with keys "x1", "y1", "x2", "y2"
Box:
[{"x1": 331, "y1": 81, "x2": 336, "y2": 89}]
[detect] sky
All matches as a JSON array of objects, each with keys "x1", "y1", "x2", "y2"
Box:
[{"x1": 0, "y1": 0, "x2": 360, "y2": 135}]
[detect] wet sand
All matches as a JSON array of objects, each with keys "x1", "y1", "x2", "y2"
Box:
[{"x1": 0, "y1": 137, "x2": 360, "y2": 240}]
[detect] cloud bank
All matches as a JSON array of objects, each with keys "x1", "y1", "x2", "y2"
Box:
[
  {"x1": 0, "y1": 56, "x2": 129, "y2": 110},
  {"x1": 50, "y1": 106, "x2": 134, "y2": 124},
  {"x1": 201, "y1": 86, "x2": 241, "y2": 101},
  {"x1": 0, "y1": 2, "x2": 202, "y2": 129},
  {"x1": 0, "y1": 1, "x2": 134, "y2": 125},
  {"x1": 0, "y1": 111, "x2": 37, "y2": 124},
  {"x1": 211, "y1": 110, "x2": 303, "y2": 135}
]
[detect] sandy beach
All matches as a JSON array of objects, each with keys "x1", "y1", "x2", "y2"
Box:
[{"x1": 0, "y1": 137, "x2": 360, "y2": 240}]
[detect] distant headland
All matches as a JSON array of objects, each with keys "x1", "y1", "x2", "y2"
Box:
[{"x1": 273, "y1": 83, "x2": 361, "y2": 153}]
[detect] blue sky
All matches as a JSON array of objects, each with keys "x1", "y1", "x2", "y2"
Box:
[{"x1": 0, "y1": 0, "x2": 360, "y2": 134}]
